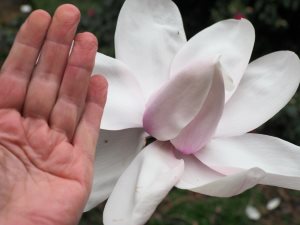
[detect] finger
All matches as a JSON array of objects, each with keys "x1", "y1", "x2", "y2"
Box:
[
  {"x1": 50, "y1": 33, "x2": 98, "y2": 140},
  {"x1": 73, "y1": 76, "x2": 108, "y2": 158},
  {"x1": 23, "y1": 4, "x2": 80, "y2": 119},
  {"x1": 0, "y1": 10, "x2": 51, "y2": 110},
  {"x1": 1, "y1": 10, "x2": 51, "y2": 78}
]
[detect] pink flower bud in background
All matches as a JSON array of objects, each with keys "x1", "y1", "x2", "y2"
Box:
[
  {"x1": 87, "y1": 8, "x2": 96, "y2": 17},
  {"x1": 234, "y1": 12, "x2": 246, "y2": 20}
]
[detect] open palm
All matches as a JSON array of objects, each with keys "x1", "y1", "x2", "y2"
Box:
[{"x1": 0, "y1": 5, "x2": 107, "y2": 225}]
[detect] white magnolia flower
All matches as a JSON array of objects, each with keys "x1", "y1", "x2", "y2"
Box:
[{"x1": 85, "y1": 0, "x2": 300, "y2": 224}]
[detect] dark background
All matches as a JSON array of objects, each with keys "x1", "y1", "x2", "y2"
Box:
[{"x1": 1, "y1": 0, "x2": 300, "y2": 224}]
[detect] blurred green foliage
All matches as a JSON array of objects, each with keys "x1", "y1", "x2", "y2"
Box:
[
  {"x1": 147, "y1": 187, "x2": 300, "y2": 225},
  {"x1": 1, "y1": 0, "x2": 300, "y2": 224}
]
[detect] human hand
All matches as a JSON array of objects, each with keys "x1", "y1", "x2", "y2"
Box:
[{"x1": 0, "y1": 4, "x2": 107, "y2": 225}]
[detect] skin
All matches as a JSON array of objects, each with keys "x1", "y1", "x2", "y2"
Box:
[{"x1": 0, "y1": 4, "x2": 107, "y2": 225}]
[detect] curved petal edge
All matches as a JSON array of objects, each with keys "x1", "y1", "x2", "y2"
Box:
[
  {"x1": 215, "y1": 51, "x2": 300, "y2": 137},
  {"x1": 93, "y1": 53, "x2": 145, "y2": 130},
  {"x1": 103, "y1": 141, "x2": 184, "y2": 225}
]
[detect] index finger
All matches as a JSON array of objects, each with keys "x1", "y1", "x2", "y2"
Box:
[
  {"x1": 1, "y1": 10, "x2": 51, "y2": 80},
  {"x1": 0, "y1": 10, "x2": 51, "y2": 110}
]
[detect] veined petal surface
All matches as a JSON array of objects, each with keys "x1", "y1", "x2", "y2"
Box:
[
  {"x1": 103, "y1": 141, "x2": 184, "y2": 225},
  {"x1": 85, "y1": 128, "x2": 146, "y2": 211},
  {"x1": 115, "y1": 0, "x2": 187, "y2": 99},
  {"x1": 171, "y1": 65, "x2": 225, "y2": 154},
  {"x1": 143, "y1": 58, "x2": 220, "y2": 141},
  {"x1": 171, "y1": 19, "x2": 255, "y2": 101},
  {"x1": 93, "y1": 53, "x2": 145, "y2": 130},
  {"x1": 215, "y1": 51, "x2": 300, "y2": 137},
  {"x1": 176, "y1": 154, "x2": 265, "y2": 196},
  {"x1": 196, "y1": 134, "x2": 300, "y2": 190}
]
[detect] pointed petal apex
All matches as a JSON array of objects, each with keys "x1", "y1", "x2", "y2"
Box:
[
  {"x1": 171, "y1": 62, "x2": 225, "y2": 154},
  {"x1": 143, "y1": 57, "x2": 221, "y2": 141}
]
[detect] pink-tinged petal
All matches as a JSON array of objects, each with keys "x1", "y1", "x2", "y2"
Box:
[
  {"x1": 115, "y1": 0, "x2": 187, "y2": 99},
  {"x1": 171, "y1": 67, "x2": 225, "y2": 154},
  {"x1": 143, "y1": 58, "x2": 221, "y2": 141},
  {"x1": 171, "y1": 19, "x2": 255, "y2": 101},
  {"x1": 215, "y1": 51, "x2": 300, "y2": 137},
  {"x1": 196, "y1": 134, "x2": 300, "y2": 190},
  {"x1": 85, "y1": 128, "x2": 146, "y2": 211},
  {"x1": 93, "y1": 53, "x2": 145, "y2": 130},
  {"x1": 176, "y1": 154, "x2": 265, "y2": 197},
  {"x1": 103, "y1": 141, "x2": 184, "y2": 225}
]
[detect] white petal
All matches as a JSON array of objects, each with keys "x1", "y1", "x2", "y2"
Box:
[
  {"x1": 266, "y1": 197, "x2": 281, "y2": 210},
  {"x1": 171, "y1": 19, "x2": 255, "y2": 101},
  {"x1": 103, "y1": 141, "x2": 184, "y2": 225},
  {"x1": 84, "y1": 128, "x2": 146, "y2": 211},
  {"x1": 93, "y1": 53, "x2": 145, "y2": 130},
  {"x1": 115, "y1": 0, "x2": 187, "y2": 99},
  {"x1": 197, "y1": 134, "x2": 300, "y2": 190},
  {"x1": 143, "y1": 57, "x2": 220, "y2": 141},
  {"x1": 176, "y1": 154, "x2": 265, "y2": 197},
  {"x1": 215, "y1": 51, "x2": 300, "y2": 137},
  {"x1": 245, "y1": 205, "x2": 261, "y2": 220},
  {"x1": 171, "y1": 65, "x2": 224, "y2": 154}
]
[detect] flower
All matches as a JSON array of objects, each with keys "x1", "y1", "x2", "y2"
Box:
[
  {"x1": 87, "y1": 8, "x2": 96, "y2": 17},
  {"x1": 86, "y1": 0, "x2": 300, "y2": 224},
  {"x1": 234, "y1": 12, "x2": 246, "y2": 20}
]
